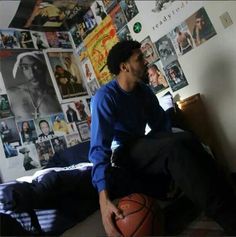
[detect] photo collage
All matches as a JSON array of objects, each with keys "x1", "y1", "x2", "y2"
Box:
[{"x1": 0, "y1": 1, "x2": 217, "y2": 174}]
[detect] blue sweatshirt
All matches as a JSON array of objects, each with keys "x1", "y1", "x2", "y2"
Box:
[{"x1": 89, "y1": 79, "x2": 171, "y2": 192}]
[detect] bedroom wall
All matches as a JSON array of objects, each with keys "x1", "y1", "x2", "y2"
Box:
[{"x1": 0, "y1": 1, "x2": 236, "y2": 182}]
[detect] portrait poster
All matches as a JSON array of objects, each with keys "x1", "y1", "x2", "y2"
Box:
[
  {"x1": 0, "y1": 49, "x2": 61, "y2": 120},
  {"x1": 46, "y1": 51, "x2": 88, "y2": 101},
  {"x1": 35, "y1": 116, "x2": 55, "y2": 142},
  {"x1": 61, "y1": 102, "x2": 80, "y2": 123},
  {"x1": 0, "y1": 117, "x2": 21, "y2": 158},
  {"x1": 186, "y1": 7, "x2": 217, "y2": 47},
  {"x1": 168, "y1": 21, "x2": 194, "y2": 56},
  {"x1": 155, "y1": 34, "x2": 177, "y2": 67},
  {"x1": 147, "y1": 60, "x2": 169, "y2": 94},
  {"x1": 17, "y1": 120, "x2": 38, "y2": 145},
  {"x1": 76, "y1": 121, "x2": 90, "y2": 141},
  {"x1": 45, "y1": 32, "x2": 60, "y2": 48},
  {"x1": 140, "y1": 36, "x2": 159, "y2": 65},
  {"x1": 164, "y1": 60, "x2": 188, "y2": 92},
  {"x1": 56, "y1": 32, "x2": 73, "y2": 49},
  {"x1": 50, "y1": 112, "x2": 70, "y2": 136},
  {"x1": 84, "y1": 15, "x2": 119, "y2": 85},
  {"x1": 76, "y1": 43, "x2": 88, "y2": 62}
]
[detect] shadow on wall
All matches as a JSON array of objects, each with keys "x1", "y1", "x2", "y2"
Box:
[{"x1": 200, "y1": 52, "x2": 236, "y2": 170}]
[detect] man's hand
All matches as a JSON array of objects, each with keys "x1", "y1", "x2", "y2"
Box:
[{"x1": 99, "y1": 190, "x2": 124, "y2": 237}]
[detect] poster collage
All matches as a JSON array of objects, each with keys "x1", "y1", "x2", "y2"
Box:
[{"x1": 0, "y1": 0, "x2": 217, "y2": 175}]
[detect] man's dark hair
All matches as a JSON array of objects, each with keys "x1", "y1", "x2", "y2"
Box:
[
  {"x1": 107, "y1": 40, "x2": 141, "y2": 75},
  {"x1": 39, "y1": 120, "x2": 49, "y2": 129}
]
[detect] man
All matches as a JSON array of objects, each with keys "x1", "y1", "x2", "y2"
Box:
[
  {"x1": 174, "y1": 27, "x2": 193, "y2": 55},
  {"x1": 7, "y1": 51, "x2": 61, "y2": 120},
  {"x1": 65, "y1": 104, "x2": 78, "y2": 123},
  {"x1": 147, "y1": 64, "x2": 168, "y2": 93},
  {"x1": 89, "y1": 40, "x2": 236, "y2": 236},
  {"x1": 168, "y1": 65, "x2": 182, "y2": 84}
]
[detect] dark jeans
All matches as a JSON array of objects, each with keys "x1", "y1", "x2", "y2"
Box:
[{"x1": 106, "y1": 131, "x2": 236, "y2": 235}]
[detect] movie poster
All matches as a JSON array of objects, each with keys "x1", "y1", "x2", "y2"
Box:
[{"x1": 84, "y1": 16, "x2": 119, "y2": 85}]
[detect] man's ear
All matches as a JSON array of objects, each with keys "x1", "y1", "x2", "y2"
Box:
[{"x1": 120, "y1": 62, "x2": 129, "y2": 72}]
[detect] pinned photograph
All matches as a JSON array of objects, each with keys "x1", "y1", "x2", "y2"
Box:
[
  {"x1": 74, "y1": 98, "x2": 91, "y2": 121},
  {"x1": 169, "y1": 22, "x2": 194, "y2": 56},
  {"x1": 77, "y1": 121, "x2": 90, "y2": 141},
  {"x1": 46, "y1": 51, "x2": 88, "y2": 101},
  {"x1": 17, "y1": 120, "x2": 37, "y2": 145},
  {"x1": 141, "y1": 36, "x2": 159, "y2": 65},
  {"x1": 62, "y1": 102, "x2": 79, "y2": 123},
  {"x1": 0, "y1": 118, "x2": 21, "y2": 158},
  {"x1": 31, "y1": 32, "x2": 49, "y2": 50},
  {"x1": 35, "y1": 117, "x2": 55, "y2": 141},
  {"x1": 0, "y1": 49, "x2": 61, "y2": 120},
  {"x1": 51, "y1": 113, "x2": 70, "y2": 136},
  {"x1": 81, "y1": 58, "x2": 97, "y2": 82},
  {"x1": 56, "y1": 32, "x2": 72, "y2": 49},
  {"x1": 45, "y1": 32, "x2": 60, "y2": 48},
  {"x1": 18, "y1": 145, "x2": 40, "y2": 171},
  {"x1": 87, "y1": 79, "x2": 100, "y2": 96},
  {"x1": 70, "y1": 25, "x2": 83, "y2": 48},
  {"x1": 0, "y1": 94, "x2": 13, "y2": 119},
  {"x1": 0, "y1": 30, "x2": 20, "y2": 49},
  {"x1": 164, "y1": 60, "x2": 188, "y2": 92},
  {"x1": 51, "y1": 136, "x2": 67, "y2": 153},
  {"x1": 117, "y1": 25, "x2": 133, "y2": 41},
  {"x1": 119, "y1": 0, "x2": 139, "y2": 22},
  {"x1": 110, "y1": 4, "x2": 127, "y2": 32},
  {"x1": 102, "y1": 0, "x2": 117, "y2": 13},
  {"x1": 186, "y1": 7, "x2": 217, "y2": 47},
  {"x1": 66, "y1": 133, "x2": 81, "y2": 147},
  {"x1": 155, "y1": 35, "x2": 177, "y2": 67},
  {"x1": 91, "y1": 1, "x2": 107, "y2": 24},
  {"x1": 35, "y1": 140, "x2": 54, "y2": 167},
  {"x1": 83, "y1": 8, "x2": 97, "y2": 35},
  {"x1": 16, "y1": 31, "x2": 34, "y2": 49},
  {"x1": 147, "y1": 61, "x2": 169, "y2": 94}
]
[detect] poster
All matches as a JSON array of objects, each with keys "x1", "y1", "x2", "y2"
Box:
[
  {"x1": 46, "y1": 51, "x2": 88, "y2": 101},
  {"x1": 84, "y1": 16, "x2": 119, "y2": 85}
]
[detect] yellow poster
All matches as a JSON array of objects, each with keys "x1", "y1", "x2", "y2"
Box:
[{"x1": 84, "y1": 16, "x2": 119, "y2": 85}]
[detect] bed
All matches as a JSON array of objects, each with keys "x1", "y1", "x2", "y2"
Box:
[{"x1": 0, "y1": 93, "x2": 223, "y2": 236}]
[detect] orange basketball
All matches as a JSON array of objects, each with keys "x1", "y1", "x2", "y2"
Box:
[{"x1": 115, "y1": 193, "x2": 163, "y2": 237}]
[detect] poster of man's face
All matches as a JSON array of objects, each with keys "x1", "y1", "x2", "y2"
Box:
[
  {"x1": 0, "y1": 49, "x2": 61, "y2": 120},
  {"x1": 164, "y1": 60, "x2": 188, "y2": 92},
  {"x1": 186, "y1": 7, "x2": 217, "y2": 47},
  {"x1": 155, "y1": 35, "x2": 177, "y2": 67},
  {"x1": 46, "y1": 51, "x2": 88, "y2": 101}
]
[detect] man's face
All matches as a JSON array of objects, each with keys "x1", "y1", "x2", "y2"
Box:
[
  {"x1": 148, "y1": 67, "x2": 159, "y2": 87},
  {"x1": 126, "y1": 49, "x2": 148, "y2": 82},
  {"x1": 20, "y1": 56, "x2": 44, "y2": 86},
  {"x1": 195, "y1": 17, "x2": 205, "y2": 29},
  {"x1": 169, "y1": 69, "x2": 177, "y2": 79},
  {"x1": 40, "y1": 121, "x2": 50, "y2": 135}
]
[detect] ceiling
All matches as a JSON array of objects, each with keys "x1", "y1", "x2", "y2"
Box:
[{"x1": 0, "y1": 0, "x2": 94, "y2": 31}]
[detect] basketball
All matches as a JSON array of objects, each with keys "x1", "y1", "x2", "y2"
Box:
[{"x1": 115, "y1": 193, "x2": 163, "y2": 237}]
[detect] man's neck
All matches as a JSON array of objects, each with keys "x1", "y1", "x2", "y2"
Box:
[{"x1": 117, "y1": 74, "x2": 138, "y2": 92}]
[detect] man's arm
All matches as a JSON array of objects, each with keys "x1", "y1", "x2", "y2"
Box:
[{"x1": 89, "y1": 90, "x2": 123, "y2": 236}]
